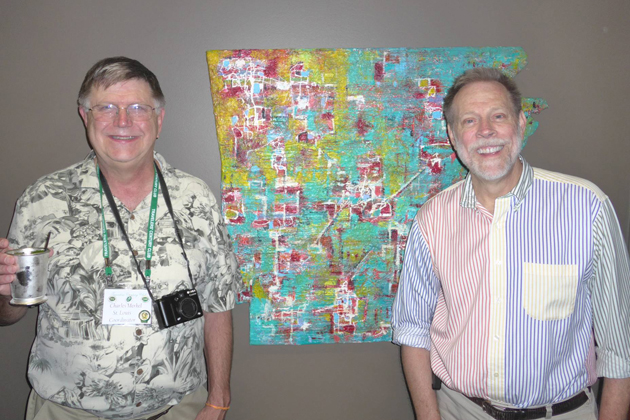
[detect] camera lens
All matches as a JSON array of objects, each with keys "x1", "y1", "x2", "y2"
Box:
[{"x1": 177, "y1": 297, "x2": 199, "y2": 319}]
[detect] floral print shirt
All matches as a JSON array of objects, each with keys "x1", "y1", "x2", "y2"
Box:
[{"x1": 8, "y1": 152, "x2": 241, "y2": 418}]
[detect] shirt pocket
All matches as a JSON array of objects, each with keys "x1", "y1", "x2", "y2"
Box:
[{"x1": 522, "y1": 262, "x2": 579, "y2": 321}]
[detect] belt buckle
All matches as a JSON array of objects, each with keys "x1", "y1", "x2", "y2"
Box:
[
  {"x1": 480, "y1": 400, "x2": 501, "y2": 419},
  {"x1": 480, "y1": 401, "x2": 523, "y2": 420}
]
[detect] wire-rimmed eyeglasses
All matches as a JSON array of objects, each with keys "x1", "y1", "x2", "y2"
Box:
[{"x1": 88, "y1": 103, "x2": 157, "y2": 122}]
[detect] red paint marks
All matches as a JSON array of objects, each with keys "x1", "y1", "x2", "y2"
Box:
[
  {"x1": 273, "y1": 217, "x2": 297, "y2": 228},
  {"x1": 341, "y1": 325, "x2": 356, "y2": 333},
  {"x1": 321, "y1": 112, "x2": 334, "y2": 120},
  {"x1": 271, "y1": 235, "x2": 288, "y2": 247},
  {"x1": 330, "y1": 263, "x2": 343, "y2": 276},
  {"x1": 286, "y1": 204, "x2": 299, "y2": 215},
  {"x1": 251, "y1": 219, "x2": 270, "y2": 229},
  {"x1": 374, "y1": 62, "x2": 384, "y2": 82},
  {"x1": 264, "y1": 58, "x2": 279, "y2": 78},
  {"x1": 321, "y1": 112, "x2": 335, "y2": 131},
  {"x1": 385, "y1": 54, "x2": 400, "y2": 64},
  {"x1": 427, "y1": 183, "x2": 443, "y2": 197},
  {"x1": 291, "y1": 62, "x2": 305, "y2": 78},
  {"x1": 223, "y1": 188, "x2": 242, "y2": 203},
  {"x1": 225, "y1": 209, "x2": 245, "y2": 224},
  {"x1": 221, "y1": 86, "x2": 245, "y2": 98},
  {"x1": 275, "y1": 184, "x2": 303, "y2": 195},
  {"x1": 269, "y1": 137, "x2": 285, "y2": 149},
  {"x1": 277, "y1": 249, "x2": 309, "y2": 273},
  {"x1": 391, "y1": 283, "x2": 398, "y2": 294},
  {"x1": 357, "y1": 155, "x2": 382, "y2": 180},
  {"x1": 236, "y1": 235, "x2": 253, "y2": 246},
  {"x1": 351, "y1": 201, "x2": 395, "y2": 224},
  {"x1": 323, "y1": 202, "x2": 337, "y2": 218},
  {"x1": 420, "y1": 150, "x2": 444, "y2": 175},
  {"x1": 223, "y1": 188, "x2": 245, "y2": 224},
  {"x1": 356, "y1": 116, "x2": 373, "y2": 137},
  {"x1": 274, "y1": 203, "x2": 300, "y2": 215},
  {"x1": 297, "y1": 131, "x2": 316, "y2": 144}
]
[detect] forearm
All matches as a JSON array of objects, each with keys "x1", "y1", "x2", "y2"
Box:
[
  {"x1": 0, "y1": 295, "x2": 28, "y2": 326},
  {"x1": 203, "y1": 310, "x2": 233, "y2": 406},
  {"x1": 401, "y1": 345, "x2": 440, "y2": 420},
  {"x1": 599, "y1": 377, "x2": 630, "y2": 420}
]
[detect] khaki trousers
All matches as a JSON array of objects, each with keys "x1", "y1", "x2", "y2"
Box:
[
  {"x1": 437, "y1": 385, "x2": 598, "y2": 420},
  {"x1": 26, "y1": 386, "x2": 208, "y2": 420}
]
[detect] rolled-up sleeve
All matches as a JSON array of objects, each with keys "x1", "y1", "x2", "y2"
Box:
[
  {"x1": 590, "y1": 198, "x2": 630, "y2": 378},
  {"x1": 391, "y1": 218, "x2": 441, "y2": 349}
]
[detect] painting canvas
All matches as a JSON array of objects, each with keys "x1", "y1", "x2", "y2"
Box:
[{"x1": 206, "y1": 47, "x2": 546, "y2": 345}]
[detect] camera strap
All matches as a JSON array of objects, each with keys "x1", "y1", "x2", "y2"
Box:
[
  {"x1": 154, "y1": 165, "x2": 195, "y2": 289},
  {"x1": 98, "y1": 163, "x2": 194, "y2": 302}
]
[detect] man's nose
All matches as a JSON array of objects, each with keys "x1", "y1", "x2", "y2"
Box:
[
  {"x1": 114, "y1": 108, "x2": 132, "y2": 127},
  {"x1": 477, "y1": 118, "x2": 495, "y2": 138}
]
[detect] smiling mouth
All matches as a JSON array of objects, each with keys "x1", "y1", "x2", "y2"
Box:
[
  {"x1": 477, "y1": 145, "x2": 503, "y2": 155},
  {"x1": 110, "y1": 136, "x2": 136, "y2": 140}
]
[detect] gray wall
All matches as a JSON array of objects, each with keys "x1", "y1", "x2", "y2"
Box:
[{"x1": 1, "y1": 1, "x2": 629, "y2": 419}]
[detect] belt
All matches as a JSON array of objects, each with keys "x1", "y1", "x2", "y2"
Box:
[{"x1": 468, "y1": 390, "x2": 589, "y2": 420}]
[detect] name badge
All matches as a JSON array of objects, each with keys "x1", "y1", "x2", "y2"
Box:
[{"x1": 102, "y1": 289, "x2": 153, "y2": 325}]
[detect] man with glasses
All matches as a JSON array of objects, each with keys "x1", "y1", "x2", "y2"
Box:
[
  {"x1": 0, "y1": 57, "x2": 241, "y2": 420},
  {"x1": 392, "y1": 68, "x2": 630, "y2": 419}
]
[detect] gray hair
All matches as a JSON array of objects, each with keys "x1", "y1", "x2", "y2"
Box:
[
  {"x1": 442, "y1": 67, "x2": 521, "y2": 125},
  {"x1": 77, "y1": 56, "x2": 165, "y2": 109}
]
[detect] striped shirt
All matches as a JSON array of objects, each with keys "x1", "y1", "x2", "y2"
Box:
[{"x1": 391, "y1": 157, "x2": 630, "y2": 408}]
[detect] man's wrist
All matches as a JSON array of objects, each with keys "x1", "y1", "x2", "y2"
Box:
[
  {"x1": 205, "y1": 402, "x2": 230, "y2": 411},
  {"x1": 206, "y1": 387, "x2": 231, "y2": 408}
]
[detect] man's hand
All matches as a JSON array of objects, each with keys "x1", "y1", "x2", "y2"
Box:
[
  {"x1": 194, "y1": 405, "x2": 228, "y2": 420},
  {"x1": 0, "y1": 238, "x2": 53, "y2": 326},
  {"x1": 0, "y1": 238, "x2": 18, "y2": 296}
]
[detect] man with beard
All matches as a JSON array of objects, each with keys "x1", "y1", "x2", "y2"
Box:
[
  {"x1": 0, "y1": 57, "x2": 241, "y2": 420},
  {"x1": 392, "y1": 68, "x2": 630, "y2": 419}
]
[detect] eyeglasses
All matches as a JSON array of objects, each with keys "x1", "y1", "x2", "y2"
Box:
[{"x1": 88, "y1": 103, "x2": 157, "y2": 122}]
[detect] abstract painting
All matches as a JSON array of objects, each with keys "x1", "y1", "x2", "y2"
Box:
[{"x1": 206, "y1": 47, "x2": 546, "y2": 344}]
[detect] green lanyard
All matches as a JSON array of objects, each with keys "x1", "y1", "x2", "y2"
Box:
[{"x1": 98, "y1": 165, "x2": 160, "y2": 284}]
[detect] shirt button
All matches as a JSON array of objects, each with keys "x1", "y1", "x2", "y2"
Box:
[
  {"x1": 135, "y1": 329, "x2": 143, "y2": 336},
  {"x1": 130, "y1": 214, "x2": 135, "y2": 220},
  {"x1": 133, "y1": 250, "x2": 139, "y2": 256},
  {"x1": 494, "y1": 373, "x2": 499, "y2": 378},
  {"x1": 137, "y1": 368, "x2": 144, "y2": 375},
  {"x1": 136, "y1": 402, "x2": 142, "y2": 407}
]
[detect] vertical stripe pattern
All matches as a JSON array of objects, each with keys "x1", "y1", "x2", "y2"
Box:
[{"x1": 391, "y1": 159, "x2": 630, "y2": 408}]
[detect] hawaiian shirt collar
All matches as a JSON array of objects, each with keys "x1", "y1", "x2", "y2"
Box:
[
  {"x1": 460, "y1": 156, "x2": 533, "y2": 209},
  {"x1": 79, "y1": 150, "x2": 171, "y2": 190}
]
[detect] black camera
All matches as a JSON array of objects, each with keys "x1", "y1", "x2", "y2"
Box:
[{"x1": 153, "y1": 289, "x2": 203, "y2": 329}]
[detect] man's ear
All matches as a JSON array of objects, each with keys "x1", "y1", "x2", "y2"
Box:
[
  {"x1": 156, "y1": 108, "x2": 165, "y2": 139},
  {"x1": 446, "y1": 124, "x2": 456, "y2": 149},
  {"x1": 79, "y1": 106, "x2": 88, "y2": 127},
  {"x1": 518, "y1": 111, "x2": 526, "y2": 134}
]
